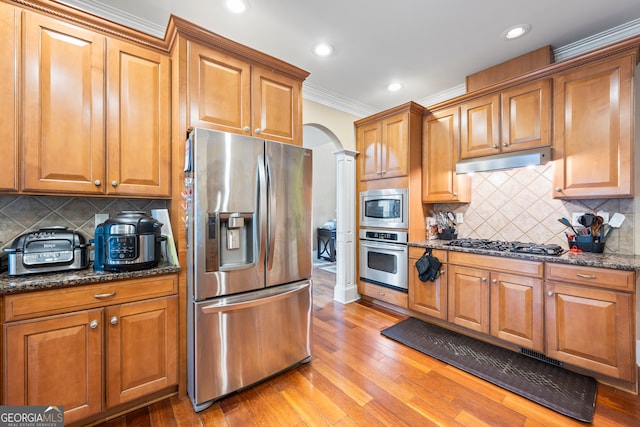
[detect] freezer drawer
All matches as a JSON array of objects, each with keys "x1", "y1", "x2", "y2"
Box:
[{"x1": 188, "y1": 280, "x2": 312, "y2": 410}]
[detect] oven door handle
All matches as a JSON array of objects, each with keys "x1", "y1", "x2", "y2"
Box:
[{"x1": 360, "y1": 241, "x2": 407, "y2": 252}]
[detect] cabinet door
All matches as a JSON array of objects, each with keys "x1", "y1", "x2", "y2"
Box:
[
  {"x1": 501, "y1": 79, "x2": 551, "y2": 153},
  {"x1": 107, "y1": 39, "x2": 171, "y2": 197},
  {"x1": 459, "y1": 93, "x2": 500, "y2": 159},
  {"x1": 422, "y1": 107, "x2": 470, "y2": 203},
  {"x1": 448, "y1": 265, "x2": 490, "y2": 333},
  {"x1": 409, "y1": 259, "x2": 447, "y2": 320},
  {"x1": 552, "y1": 54, "x2": 634, "y2": 198},
  {"x1": 0, "y1": 3, "x2": 19, "y2": 192},
  {"x1": 105, "y1": 296, "x2": 177, "y2": 407},
  {"x1": 545, "y1": 282, "x2": 634, "y2": 381},
  {"x1": 22, "y1": 12, "x2": 105, "y2": 194},
  {"x1": 189, "y1": 43, "x2": 251, "y2": 134},
  {"x1": 357, "y1": 121, "x2": 383, "y2": 181},
  {"x1": 5, "y1": 310, "x2": 103, "y2": 424},
  {"x1": 252, "y1": 65, "x2": 302, "y2": 145},
  {"x1": 380, "y1": 112, "x2": 409, "y2": 179},
  {"x1": 490, "y1": 272, "x2": 543, "y2": 351}
]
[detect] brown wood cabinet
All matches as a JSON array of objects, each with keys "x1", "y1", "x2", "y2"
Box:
[
  {"x1": 359, "y1": 281, "x2": 408, "y2": 308},
  {"x1": 22, "y1": 11, "x2": 106, "y2": 195},
  {"x1": 189, "y1": 42, "x2": 303, "y2": 145},
  {"x1": 106, "y1": 39, "x2": 171, "y2": 197},
  {"x1": 544, "y1": 264, "x2": 635, "y2": 382},
  {"x1": 500, "y1": 79, "x2": 551, "y2": 153},
  {"x1": 3, "y1": 275, "x2": 178, "y2": 425},
  {"x1": 356, "y1": 104, "x2": 423, "y2": 182},
  {"x1": 21, "y1": 11, "x2": 172, "y2": 197},
  {"x1": 447, "y1": 252, "x2": 544, "y2": 351},
  {"x1": 422, "y1": 106, "x2": 471, "y2": 203},
  {"x1": 0, "y1": 2, "x2": 19, "y2": 192},
  {"x1": 459, "y1": 79, "x2": 551, "y2": 160},
  {"x1": 552, "y1": 52, "x2": 635, "y2": 199},
  {"x1": 408, "y1": 247, "x2": 447, "y2": 319},
  {"x1": 459, "y1": 93, "x2": 500, "y2": 159}
]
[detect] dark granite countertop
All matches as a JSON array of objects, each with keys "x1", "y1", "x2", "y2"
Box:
[
  {"x1": 410, "y1": 239, "x2": 640, "y2": 271},
  {"x1": 0, "y1": 262, "x2": 181, "y2": 295}
]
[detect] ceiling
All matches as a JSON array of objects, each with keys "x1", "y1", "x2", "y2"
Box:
[{"x1": 61, "y1": 0, "x2": 640, "y2": 117}]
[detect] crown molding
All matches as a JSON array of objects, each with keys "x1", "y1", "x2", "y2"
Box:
[
  {"x1": 57, "y1": 0, "x2": 166, "y2": 37},
  {"x1": 303, "y1": 82, "x2": 378, "y2": 118}
]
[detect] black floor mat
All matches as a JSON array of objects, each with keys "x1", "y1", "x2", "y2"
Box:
[{"x1": 381, "y1": 317, "x2": 597, "y2": 422}]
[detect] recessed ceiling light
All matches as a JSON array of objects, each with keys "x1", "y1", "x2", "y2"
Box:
[
  {"x1": 387, "y1": 82, "x2": 403, "y2": 92},
  {"x1": 313, "y1": 43, "x2": 334, "y2": 57},
  {"x1": 225, "y1": 0, "x2": 248, "y2": 14},
  {"x1": 502, "y1": 24, "x2": 531, "y2": 40}
]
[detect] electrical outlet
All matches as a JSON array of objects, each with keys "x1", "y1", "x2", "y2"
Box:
[
  {"x1": 571, "y1": 212, "x2": 585, "y2": 226},
  {"x1": 455, "y1": 212, "x2": 464, "y2": 224},
  {"x1": 596, "y1": 211, "x2": 609, "y2": 224},
  {"x1": 94, "y1": 213, "x2": 109, "y2": 229}
]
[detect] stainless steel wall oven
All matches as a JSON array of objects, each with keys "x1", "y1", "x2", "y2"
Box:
[{"x1": 359, "y1": 229, "x2": 408, "y2": 292}]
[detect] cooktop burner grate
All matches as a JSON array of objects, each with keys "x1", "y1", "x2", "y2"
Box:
[{"x1": 445, "y1": 239, "x2": 565, "y2": 256}]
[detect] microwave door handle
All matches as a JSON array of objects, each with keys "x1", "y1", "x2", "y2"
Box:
[
  {"x1": 360, "y1": 241, "x2": 406, "y2": 252},
  {"x1": 257, "y1": 155, "x2": 267, "y2": 271}
]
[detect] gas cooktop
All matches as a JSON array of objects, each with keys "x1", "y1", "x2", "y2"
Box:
[{"x1": 445, "y1": 239, "x2": 565, "y2": 256}]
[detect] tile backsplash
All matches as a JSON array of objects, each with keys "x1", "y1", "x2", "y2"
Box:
[
  {"x1": 435, "y1": 164, "x2": 635, "y2": 255},
  {"x1": 0, "y1": 195, "x2": 167, "y2": 250}
]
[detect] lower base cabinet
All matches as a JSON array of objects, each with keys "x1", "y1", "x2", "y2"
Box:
[
  {"x1": 408, "y1": 247, "x2": 447, "y2": 320},
  {"x1": 544, "y1": 264, "x2": 635, "y2": 382},
  {"x1": 4, "y1": 275, "x2": 178, "y2": 425},
  {"x1": 359, "y1": 281, "x2": 408, "y2": 308}
]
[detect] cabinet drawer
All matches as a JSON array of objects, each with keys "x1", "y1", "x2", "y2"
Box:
[
  {"x1": 449, "y1": 252, "x2": 543, "y2": 277},
  {"x1": 409, "y1": 246, "x2": 447, "y2": 262},
  {"x1": 545, "y1": 263, "x2": 634, "y2": 292},
  {"x1": 4, "y1": 275, "x2": 178, "y2": 322},
  {"x1": 360, "y1": 281, "x2": 408, "y2": 308}
]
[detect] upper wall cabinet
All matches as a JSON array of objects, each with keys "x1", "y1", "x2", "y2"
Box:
[
  {"x1": 22, "y1": 12, "x2": 106, "y2": 195},
  {"x1": 107, "y1": 39, "x2": 171, "y2": 197},
  {"x1": 21, "y1": 11, "x2": 172, "y2": 197},
  {"x1": 422, "y1": 106, "x2": 470, "y2": 203},
  {"x1": 189, "y1": 42, "x2": 303, "y2": 145},
  {"x1": 356, "y1": 103, "x2": 423, "y2": 182},
  {"x1": 459, "y1": 79, "x2": 551, "y2": 160},
  {"x1": 0, "y1": 2, "x2": 19, "y2": 192},
  {"x1": 552, "y1": 53, "x2": 635, "y2": 199}
]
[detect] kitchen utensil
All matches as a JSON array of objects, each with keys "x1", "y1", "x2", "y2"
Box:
[
  {"x1": 591, "y1": 216, "x2": 604, "y2": 241},
  {"x1": 602, "y1": 213, "x2": 625, "y2": 242},
  {"x1": 558, "y1": 218, "x2": 578, "y2": 235}
]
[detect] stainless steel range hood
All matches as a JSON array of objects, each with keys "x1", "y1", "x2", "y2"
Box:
[{"x1": 455, "y1": 147, "x2": 551, "y2": 174}]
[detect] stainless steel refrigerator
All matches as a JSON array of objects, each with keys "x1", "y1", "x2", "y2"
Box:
[{"x1": 185, "y1": 128, "x2": 313, "y2": 411}]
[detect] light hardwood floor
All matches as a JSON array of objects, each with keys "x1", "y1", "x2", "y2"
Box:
[{"x1": 99, "y1": 267, "x2": 640, "y2": 426}]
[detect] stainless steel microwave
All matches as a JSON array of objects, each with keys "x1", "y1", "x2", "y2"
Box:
[{"x1": 359, "y1": 188, "x2": 408, "y2": 229}]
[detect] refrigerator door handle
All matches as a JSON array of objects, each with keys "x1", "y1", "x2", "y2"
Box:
[
  {"x1": 257, "y1": 155, "x2": 268, "y2": 271},
  {"x1": 200, "y1": 281, "x2": 310, "y2": 313},
  {"x1": 266, "y1": 157, "x2": 276, "y2": 271}
]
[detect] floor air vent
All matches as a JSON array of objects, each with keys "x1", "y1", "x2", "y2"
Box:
[{"x1": 519, "y1": 348, "x2": 563, "y2": 367}]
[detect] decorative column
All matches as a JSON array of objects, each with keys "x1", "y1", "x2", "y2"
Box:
[{"x1": 333, "y1": 149, "x2": 360, "y2": 303}]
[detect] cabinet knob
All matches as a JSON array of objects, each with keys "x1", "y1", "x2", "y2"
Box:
[
  {"x1": 440, "y1": 269, "x2": 446, "y2": 274},
  {"x1": 547, "y1": 291, "x2": 554, "y2": 297},
  {"x1": 94, "y1": 179, "x2": 101, "y2": 186},
  {"x1": 243, "y1": 126, "x2": 250, "y2": 133},
  {"x1": 254, "y1": 128, "x2": 262, "y2": 134},
  {"x1": 111, "y1": 180, "x2": 118, "y2": 187},
  {"x1": 89, "y1": 320, "x2": 99, "y2": 329},
  {"x1": 110, "y1": 316, "x2": 118, "y2": 325},
  {"x1": 492, "y1": 144, "x2": 498, "y2": 149},
  {"x1": 492, "y1": 279, "x2": 497, "y2": 283},
  {"x1": 503, "y1": 143, "x2": 509, "y2": 147},
  {"x1": 452, "y1": 192, "x2": 457, "y2": 197},
  {"x1": 481, "y1": 277, "x2": 487, "y2": 282},
  {"x1": 378, "y1": 291, "x2": 386, "y2": 296},
  {"x1": 554, "y1": 187, "x2": 563, "y2": 192}
]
